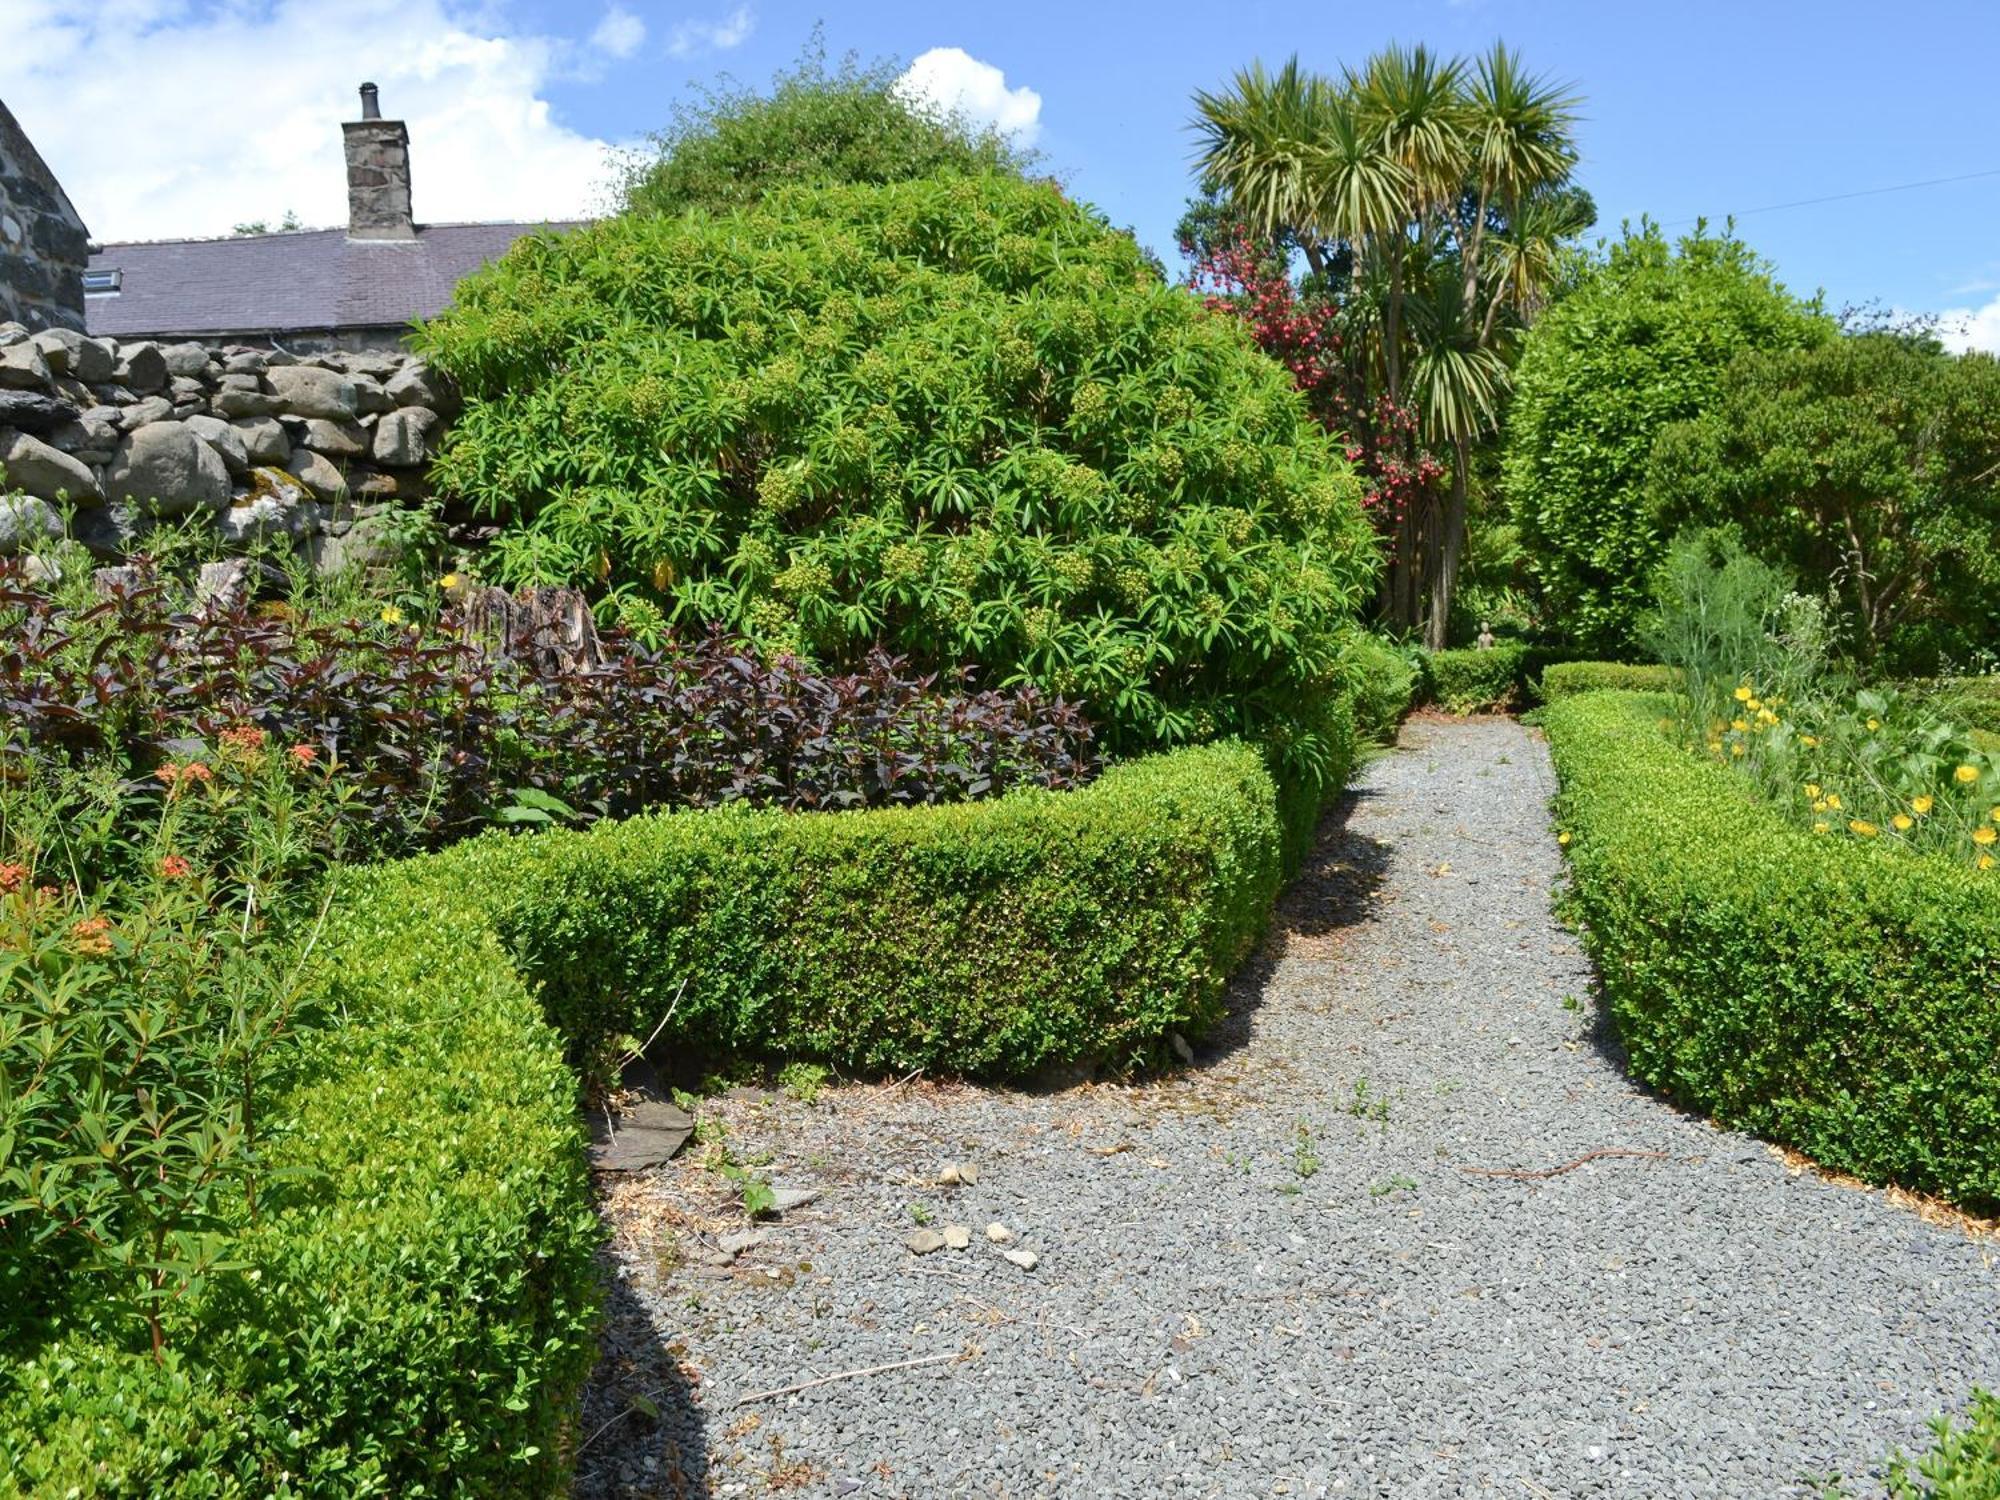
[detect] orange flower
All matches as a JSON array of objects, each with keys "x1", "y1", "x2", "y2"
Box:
[
  {"x1": 159, "y1": 854, "x2": 192, "y2": 880},
  {"x1": 70, "y1": 915, "x2": 113, "y2": 956},
  {"x1": 288, "y1": 744, "x2": 319, "y2": 766},
  {"x1": 219, "y1": 724, "x2": 267, "y2": 753},
  {"x1": 0, "y1": 862, "x2": 25, "y2": 893}
]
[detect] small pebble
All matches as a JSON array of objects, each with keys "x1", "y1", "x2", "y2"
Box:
[
  {"x1": 985, "y1": 1221, "x2": 1015, "y2": 1244},
  {"x1": 1002, "y1": 1248, "x2": 1039, "y2": 1271},
  {"x1": 942, "y1": 1224, "x2": 972, "y2": 1250},
  {"x1": 906, "y1": 1229, "x2": 946, "y2": 1255}
]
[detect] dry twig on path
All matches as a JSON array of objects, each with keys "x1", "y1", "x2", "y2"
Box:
[
  {"x1": 1460, "y1": 1148, "x2": 1668, "y2": 1181},
  {"x1": 734, "y1": 1351, "x2": 961, "y2": 1407}
]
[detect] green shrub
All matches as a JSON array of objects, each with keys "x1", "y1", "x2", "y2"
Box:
[
  {"x1": 1649, "y1": 336, "x2": 2000, "y2": 675},
  {"x1": 1543, "y1": 691, "x2": 2000, "y2": 1210},
  {"x1": 3, "y1": 873, "x2": 601, "y2": 1493},
  {"x1": 421, "y1": 173, "x2": 1378, "y2": 778},
  {"x1": 1886, "y1": 1388, "x2": 2000, "y2": 1499},
  {"x1": 1536, "y1": 661, "x2": 1679, "y2": 700},
  {"x1": 1345, "y1": 633, "x2": 1419, "y2": 744},
  {"x1": 380, "y1": 740, "x2": 1288, "y2": 1078},
  {"x1": 620, "y1": 43, "x2": 1034, "y2": 217},
  {"x1": 1424, "y1": 644, "x2": 1527, "y2": 715},
  {"x1": 1503, "y1": 224, "x2": 1830, "y2": 655}
]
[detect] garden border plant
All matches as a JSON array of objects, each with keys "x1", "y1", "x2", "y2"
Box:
[{"x1": 1544, "y1": 689, "x2": 2000, "y2": 1212}]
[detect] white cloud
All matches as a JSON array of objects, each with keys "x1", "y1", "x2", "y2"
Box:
[
  {"x1": 1938, "y1": 294, "x2": 2000, "y2": 355},
  {"x1": 894, "y1": 47, "x2": 1042, "y2": 145},
  {"x1": 589, "y1": 6, "x2": 645, "y2": 60},
  {"x1": 666, "y1": 4, "x2": 753, "y2": 59},
  {"x1": 0, "y1": 0, "x2": 619, "y2": 240}
]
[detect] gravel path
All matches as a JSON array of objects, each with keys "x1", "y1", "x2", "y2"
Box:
[{"x1": 575, "y1": 716, "x2": 2000, "y2": 1499}]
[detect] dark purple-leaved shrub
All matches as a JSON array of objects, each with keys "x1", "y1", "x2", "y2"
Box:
[{"x1": 0, "y1": 562, "x2": 1096, "y2": 863}]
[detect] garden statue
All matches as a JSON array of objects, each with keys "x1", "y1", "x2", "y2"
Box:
[{"x1": 1475, "y1": 621, "x2": 1495, "y2": 651}]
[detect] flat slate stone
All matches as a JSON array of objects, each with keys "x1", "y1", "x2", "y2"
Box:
[{"x1": 587, "y1": 1098, "x2": 694, "y2": 1173}]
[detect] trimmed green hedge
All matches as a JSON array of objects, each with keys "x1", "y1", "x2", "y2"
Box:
[
  {"x1": 4, "y1": 740, "x2": 1299, "y2": 1491},
  {"x1": 1424, "y1": 643, "x2": 1528, "y2": 714},
  {"x1": 1537, "y1": 660, "x2": 1679, "y2": 701},
  {"x1": 396, "y1": 740, "x2": 1288, "y2": 1078},
  {"x1": 3, "y1": 885, "x2": 602, "y2": 1495},
  {"x1": 1544, "y1": 691, "x2": 2000, "y2": 1211}
]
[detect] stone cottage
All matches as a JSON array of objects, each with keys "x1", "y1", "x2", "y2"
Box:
[
  {"x1": 85, "y1": 84, "x2": 581, "y2": 351},
  {"x1": 0, "y1": 98, "x2": 90, "y2": 335}
]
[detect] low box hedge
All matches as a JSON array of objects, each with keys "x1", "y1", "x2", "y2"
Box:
[
  {"x1": 1543, "y1": 690, "x2": 2000, "y2": 1212},
  {"x1": 1536, "y1": 660, "x2": 1679, "y2": 701},
  {"x1": 1424, "y1": 643, "x2": 1528, "y2": 714},
  {"x1": 3, "y1": 739, "x2": 1298, "y2": 1492}
]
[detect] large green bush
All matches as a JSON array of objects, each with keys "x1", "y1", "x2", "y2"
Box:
[
  {"x1": 2, "y1": 739, "x2": 1297, "y2": 1489},
  {"x1": 1544, "y1": 690, "x2": 2000, "y2": 1210},
  {"x1": 1649, "y1": 335, "x2": 2000, "y2": 675},
  {"x1": 421, "y1": 173, "x2": 1378, "y2": 775},
  {"x1": 1503, "y1": 225, "x2": 1829, "y2": 655}
]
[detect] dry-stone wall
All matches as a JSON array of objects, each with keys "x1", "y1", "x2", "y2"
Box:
[{"x1": 0, "y1": 318, "x2": 453, "y2": 569}]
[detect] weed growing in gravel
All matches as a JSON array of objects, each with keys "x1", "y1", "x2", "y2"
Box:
[
  {"x1": 1369, "y1": 1175, "x2": 1419, "y2": 1198},
  {"x1": 907, "y1": 1202, "x2": 935, "y2": 1226},
  {"x1": 1562, "y1": 994, "x2": 1582, "y2": 1012},
  {"x1": 778, "y1": 1062, "x2": 830, "y2": 1104},
  {"x1": 1292, "y1": 1122, "x2": 1322, "y2": 1179},
  {"x1": 1347, "y1": 1078, "x2": 1391, "y2": 1127}
]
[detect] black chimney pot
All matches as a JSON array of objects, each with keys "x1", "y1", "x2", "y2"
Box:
[{"x1": 359, "y1": 82, "x2": 381, "y2": 121}]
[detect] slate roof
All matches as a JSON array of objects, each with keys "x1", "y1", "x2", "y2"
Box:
[{"x1": 84, "y1": 220, "x2": 583, "y2": 341}]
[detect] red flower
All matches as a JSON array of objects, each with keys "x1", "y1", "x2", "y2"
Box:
[
  {"x1": 159, "y1": 855, "x2": 192, "y2": 880},
  {"x1": 0, "y1": 862, "x2": 25, "y2": 894},
  {"x1": 220, "y1": 724, "x2": 268, "y2": 753},
  {"x1": 288, "y1": 744, "x2": 319, "y2": 766}
]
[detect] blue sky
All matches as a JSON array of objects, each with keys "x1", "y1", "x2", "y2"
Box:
[{"x1": 7, "y1": 0, "x2": 1999, "y2": 343}]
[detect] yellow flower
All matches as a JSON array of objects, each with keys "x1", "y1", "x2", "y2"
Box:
[
  {"x1": 438, "y1": 572, "x2": 462, "y2": 591},
  {"x1": 1734, "y1": 685, "x2": 1753, "y2": 702},
  {"x1": 1955, "y1": 764, "x2": 1981, "y2": 785},
  {"x1": 379, "y1": 606, "x2": 404, "y2": 626},
  {"x1": 1975, "y1": 826, "x2": 1997, "y2": 847},
  {"x1": 1730, "y1": 743, "x2": 1746, "y2": 757},
  {"x1": 1812, "y1": 821, "x2": 1830, "y2": 834},
  {"x1": 1804, "y1": 783, "x2": 1822, "y2": 799},
  {"x1": 1892, "y1": 814, "x2": 1914, "y2": 832},
  {"x1": 1991, "y1": 806, "x2": 2000, "y2": 825},
  {"x1": 1911, "y1": 796, "x2": 1933, "y2": 816},
  {"x1": 1706, "y1": 741, "x2": 1723, "y2": 755},
  {"x1": 1557, "y1": 831, "x2": 1571, "y2": 847},
  {"x1": 1866, "y1": 718, "x2": 1881, "y2": 732},
  {"x1": 1731, "y1": 718, "x2": 1750, "y2": 733},
  {"x1": 1800, "y1": 734, "x2": 1819, "y2": 748},
  {"x1": 1849, "y1": 820, "x2": 1879, "y2": 838},
  {"x1": 1981, "y1": 853, "x2": 1997, "y2": 871},
  {"x1": 1825, "y1": 793, "x2": 1842, "y2": 811},
  {"x1": 1746, "y1": 697, "x2": 1763, "y2": 712}
]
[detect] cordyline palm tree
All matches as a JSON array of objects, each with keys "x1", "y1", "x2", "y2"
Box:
[{"x1": 1192, "y1": 42, "x2": 1581, "y2": 646}]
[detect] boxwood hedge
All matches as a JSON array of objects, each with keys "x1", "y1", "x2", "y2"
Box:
[
  {"x1": 1536, "y1": 660, "x2": 1678, "y2": 701},
  {"x1": 1423, "y1": 644, "x2": 1528, "y2": 715},
  {"x1": 2, "y1": 739, "x2": 1299, "y2": 1492},
  {"x1": 1544, "y1": 691, "x2": 2000, "y2": 1211}
]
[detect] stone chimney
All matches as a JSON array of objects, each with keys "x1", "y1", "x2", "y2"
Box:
[{"x1": 343, "y1": 83, "x2": 415, "y2": 240}]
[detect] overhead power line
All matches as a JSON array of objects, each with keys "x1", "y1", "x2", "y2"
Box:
[{"x1": 1662, "y1": 165, "x2": 2000, "y2": 227}]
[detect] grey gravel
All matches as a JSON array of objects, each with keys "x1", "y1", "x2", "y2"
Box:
[{"x1": 575, "y1": 717, "x2": 2000, "y2": 1498}]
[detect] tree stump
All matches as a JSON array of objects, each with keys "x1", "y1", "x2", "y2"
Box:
[{"x1": 457, "y1": 584, "x2": 603, "y2": 674}]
